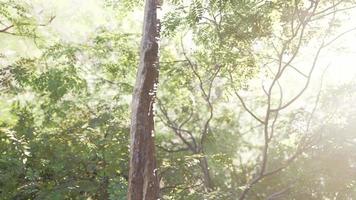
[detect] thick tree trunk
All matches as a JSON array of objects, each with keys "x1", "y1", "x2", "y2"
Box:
[{"x1": 127, "y1": 0, "x2": 160, "y2": 199}]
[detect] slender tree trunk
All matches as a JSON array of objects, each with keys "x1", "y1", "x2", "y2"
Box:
[
  {"x1": 199, "y1": 156, "x2": 214, "y2": 191},
  {"x1": 127, "y1": 0, "x2": 160, "y2": 199}
]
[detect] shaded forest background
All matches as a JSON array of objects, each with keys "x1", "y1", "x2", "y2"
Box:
[{"x1": 1, "y1": 0, "x2": 356, "y2": 199}]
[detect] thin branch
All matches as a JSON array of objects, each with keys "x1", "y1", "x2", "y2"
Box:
[
  {"x1": 266, "y1": 184, "x2": 294, "y2": 200},
  {"x1": 229, "y1": 71, "x2": 265, "y2": 124},
  {"x1": 272, "y1": 25, "x2": 356, "y2": 112},
  {"x1": 312, "y1": 5, "x2": 356, "y2": 21},
  {"x1": 0, "y1": 16, "x2": 55, "y2": 35},
  {"x1": 323, "y1": 26, "x2": 356, "y2": 47},
  {"x1": 313, "y1": 0, "x2": 344, "y2": 16},
  {"x1": 158, "y1": 103, "x2": 197, "y2": 152},
  {"x1": 0, "y1": 24, "x2": 14, "y2": 33},
  {"x1": 238, "y1": 2, "x2": 320, "y2": 199},
  {"x1": 306, "y1": 64, "x2": 330, "y2": 132}
]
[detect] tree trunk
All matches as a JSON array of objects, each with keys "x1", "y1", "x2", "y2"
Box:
[
  {"x1": 199, "y1": 156, "x2": 214, "y2": 191},
  {"x1": 127, "y1": 0, "x2": 160, "y2": 199}
]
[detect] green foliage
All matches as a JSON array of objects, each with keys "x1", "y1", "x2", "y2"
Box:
[
  {"x1": 0, "y1": 2, "x2": 138, "y2": 197},
  {"x1": 0, "y1": 0, "x2": 43, "y2": 39},
  {"x1": 1, "y1": 0, "x2": 356, "y2": 199}
]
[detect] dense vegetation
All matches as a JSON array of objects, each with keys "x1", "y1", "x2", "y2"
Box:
[{"x1": 1, "y1": 0, "x2": 356, "y2": 199}]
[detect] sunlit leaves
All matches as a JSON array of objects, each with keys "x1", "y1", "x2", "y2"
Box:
[
  {"x1": 1, "y1": 0, "x2": 356, "y2": 199},
  {"x1": 0, "y1": 5, "x2": 136, "y2": 198},
  {"x1": 0, "y1": 0, "x2": 40, "y2": 38}
]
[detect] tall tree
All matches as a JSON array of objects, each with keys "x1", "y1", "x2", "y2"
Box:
[{"x1": 127, "y1": 0, "x2": 160, "y2": 199}]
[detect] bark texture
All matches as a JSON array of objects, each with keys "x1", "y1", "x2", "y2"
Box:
[{"x1": 127, "y1": 0, "x2": 160, "y2": 199}]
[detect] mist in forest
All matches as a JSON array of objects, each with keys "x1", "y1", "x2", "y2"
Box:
[{"x1": 1, "y1": 0, "x2": 356, "y2": 199}]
